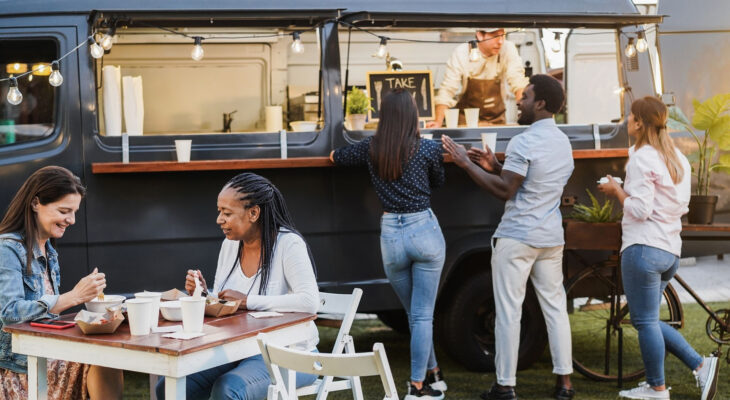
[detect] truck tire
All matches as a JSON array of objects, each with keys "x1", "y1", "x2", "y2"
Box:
[
  {"x1": 438, "y1": 269, "x2": 548, "y2": 372},
  {"x1": 377, "y1": 309, "x2": 410, "y2": 335}
]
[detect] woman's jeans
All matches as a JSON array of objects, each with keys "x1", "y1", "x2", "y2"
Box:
[
  {"x1": 380, "y1": 209, "x2": 445, "y2": 382},
  {"x1": 155, "y1": 353, "x2": 317, "y2": 400},
  {"x1": 621, "y1": 244, "x2": 703, "y2": 387}
]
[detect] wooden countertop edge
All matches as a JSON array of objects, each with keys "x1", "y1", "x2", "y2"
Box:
[{"x1": 91, "y1": 149, "x2": 629, "y2": 174}]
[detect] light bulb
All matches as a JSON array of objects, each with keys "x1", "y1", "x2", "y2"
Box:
[
  {"x1": 376, "y1": 37, "x2": 388, "y2": 59},
  {"x1": 551, "y1": 32, "x2": 562, "y2": 53},
  {"x1": 191, "y1": 37, "x2": 204, "y2": 61},
  {"x1": 88, "y1": 37, "x2": 104, "y2": 59},
  {"x1": 636, "y1": 31, "x2": 648, "y2": 53},
  {"x1": 100, "y1": 26, "x2": 116, "y2": 51},
  {"x1": 625, "y1": 38, "x2": 637, "y2": 58},
  {"x1": 291, "y1": 32, "x2": 304, "y2": 54},
  {"x1": 469, "y1": 40, "x2": 481, "y2": 61},
  {"x1": 27, "y1": 74, "x2": 33, "y2": 82},
  {"x1": 7, "y1": 78, "x2": 22, "y2": 105},
  {"x1": 48, "y1": 61, "x2": 63, "y2": 87}
]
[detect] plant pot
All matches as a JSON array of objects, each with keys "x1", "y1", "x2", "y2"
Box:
[
  {"x1": 563, "y1": 220, "x2": 622, "y2": 251},
  {"x1": 346, "y1": 114, "x2": 367, "y2": 131},
  {"x1": 687, "y1": 195, "x2": 718, "y2": 225}
]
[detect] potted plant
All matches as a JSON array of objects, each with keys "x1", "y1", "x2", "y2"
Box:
[
  {"x1": 345, "y1": 87, "x2": 373, "y2": 131},
  {"x1": 667, "y1": 93, "x2": 730, "y2": 224},
  {"x1": 564, "y1": 189, "x2": 622, "y2": 251}
]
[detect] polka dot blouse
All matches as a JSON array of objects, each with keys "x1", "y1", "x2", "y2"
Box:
[{"x1": 333, "y1": 137, "x2": 445, "y2": 213}]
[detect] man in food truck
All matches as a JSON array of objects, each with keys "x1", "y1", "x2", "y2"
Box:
[{"x1": 427, "y1": 28, "x2": 528, "y2": 127}]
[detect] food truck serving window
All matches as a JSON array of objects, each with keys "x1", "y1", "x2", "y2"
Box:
[
  {"x1": 0, "y1": 39, "x2": 56, "y2": 147},
  {"x1": 95, "y1": 28, "x2": 321, "y2": 136}
]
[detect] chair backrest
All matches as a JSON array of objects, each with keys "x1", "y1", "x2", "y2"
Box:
[
  {"x1": 257, "y1": 333, "x2": 398, "y2": 400},
  {"x1": 318, "y1": 288, "x2": 362, "y2": 354}
]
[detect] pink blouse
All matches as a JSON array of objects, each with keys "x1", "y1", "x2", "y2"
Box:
[{"x1": 621, "y1": 145, "x2": 691, "y2": 256}]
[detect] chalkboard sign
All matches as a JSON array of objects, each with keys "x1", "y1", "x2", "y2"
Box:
[{"x1": 366, "y1": 70, "x2": 434, "y2": 121}]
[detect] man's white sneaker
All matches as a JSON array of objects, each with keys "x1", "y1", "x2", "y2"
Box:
[
  {"x1": 693, "y1": 356, "x2": 719, "y2": 400},
  {"x1": 618, "y1": 384, "x2": 670, "y2": 399}
]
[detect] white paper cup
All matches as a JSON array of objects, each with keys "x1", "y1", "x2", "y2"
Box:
[
  {"x1": 180, "y1": 297, "x2": 206, "y2": 333},
  {"x1": 135, "y1": 292, "x2": 162, "y2": 329},
  {"x1": 126, "y1": 298, "x2": 152, "y2": 336},
  {"x1": 481, "y1": 132, "x2": 497, "y2": 152},
  {"x1": 445, "y1": 109, "x2": 459, "y2": 128},
  {"x1": 420, "y1": 133, "x2": 433, "y2": 140},
  {"x1": 464, "y1": 108, "x2": 480, "y2": 128},
  {"x1": 175, "y1": 140, "x2": 192, "y2": 162}
]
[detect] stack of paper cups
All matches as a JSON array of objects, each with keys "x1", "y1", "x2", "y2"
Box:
[{"x1": 265, "y1": 106, "x2": 283, "y2": 132}]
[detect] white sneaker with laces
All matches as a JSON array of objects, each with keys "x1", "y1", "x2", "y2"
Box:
[
  {"x1": 618, "y1": 384, "x2": 670, "y2": 399},
  {"x1": 693, "y1": 356, "x2": 719, "y2": 400}
]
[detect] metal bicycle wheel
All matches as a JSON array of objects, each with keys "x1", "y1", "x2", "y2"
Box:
[{"x1": 564, "y1": 262, "x2": 683, "y2": 382}]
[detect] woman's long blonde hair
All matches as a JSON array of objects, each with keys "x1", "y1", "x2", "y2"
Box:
[{"x1": 631, "y1": 96, "x2": 684, "y2": 184}]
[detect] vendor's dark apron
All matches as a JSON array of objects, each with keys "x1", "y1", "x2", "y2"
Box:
[{"x1": 455, "y1": 57, "x2": 506, "y2": 125}]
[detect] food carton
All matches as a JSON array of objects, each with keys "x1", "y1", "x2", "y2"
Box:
[
  {"x1": 204, "y1": 297, "x2": 242, "y2": 317},
  {"x1": 74, "y1": 308, "x2": 124, "y2": 334}
]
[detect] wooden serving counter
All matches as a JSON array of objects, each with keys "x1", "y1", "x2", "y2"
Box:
[{"x1": 91, "y1": 148, "x2": 629, "y2": 174}]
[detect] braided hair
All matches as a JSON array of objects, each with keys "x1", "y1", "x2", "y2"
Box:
[{"x1": 223, "y1": 172, "x2": 316, "y2": 294}]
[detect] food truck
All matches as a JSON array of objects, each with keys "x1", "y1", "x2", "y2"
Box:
[{"x1": 1, "y1": 0, "x2": 718, "y2": 371}]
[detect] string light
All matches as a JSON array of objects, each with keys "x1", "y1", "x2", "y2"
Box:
[
  {"x1": 100, "y1": 25, "x2": 117, "y2": 51},
  {"x1": 551, "y1": 32, "x2": 562, "y2": 53},
  {"x1": 636, "y1": 31, "x2": 648, "y2": 53},
  {"x1": 48, "y1": 61, "x2": 63, "y2": 87},
  {"x1": 89, "y1": 37, "x2": 104, "y2": 59},
  {"x1": 625, "y1": 37, "x2": 637, "y2": 57},
  {"x1": 375, "y1": 37, "x2": 388, "y2": 58},
  {"x1": 469, "y1": 40, "x2": 481, "y2": 61},
  {"x1": 191, "y1": 36, "x2": 204, "y2": 61},
  {"x1": 290, "y1": 32, "x2": 304, "y2": 54},
  {"x1": 7, "y1": 77, "x2": 22, "y2": 105}
]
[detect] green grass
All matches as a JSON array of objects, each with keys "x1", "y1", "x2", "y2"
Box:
[{"x1": 123, "y1": 302, "x2": 730, "y2": 399}]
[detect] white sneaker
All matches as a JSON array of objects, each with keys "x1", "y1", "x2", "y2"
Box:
[
  {"x1": 694, "y1": 356, "x2": 719, "y2": 400},
  {"x1": 618, "y1": 384, "x2": 670, "y2": 399}
]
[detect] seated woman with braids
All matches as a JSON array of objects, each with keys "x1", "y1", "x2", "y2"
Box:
[{"x1": 156, "y1": 172, "x2": 319, "y2": 400}]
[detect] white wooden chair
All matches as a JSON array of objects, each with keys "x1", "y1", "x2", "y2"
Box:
[
  {"x1": 257, "y1": 333, "x2": 398, "y2": 400},
  {"x1": 298, "y1": 288, "x2": 363, "y2": 399}
]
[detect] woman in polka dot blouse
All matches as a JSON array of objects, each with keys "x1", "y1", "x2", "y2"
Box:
[{"x1": 330, "y1": 89, "x2": 447, "y2": 400}]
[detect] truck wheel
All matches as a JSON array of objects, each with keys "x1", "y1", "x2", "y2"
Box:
[
  {"x1": 377, "y1": 309, "x2": 410, "y2": 335},
  {"x1": 438, "y1": 269, "x2": 548, "y2": 371}
]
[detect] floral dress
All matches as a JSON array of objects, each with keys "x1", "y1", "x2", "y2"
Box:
[{"x1": 0, "y1": 267, "x2": 89, "y2": 400}]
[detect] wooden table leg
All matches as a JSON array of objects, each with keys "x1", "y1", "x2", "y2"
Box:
[
  {"x1": 165, "y1": 376, "x2": 186, "y2": 400},
  {"x1": 27, "y1": 355, "x2": 48, "y2": 400}
]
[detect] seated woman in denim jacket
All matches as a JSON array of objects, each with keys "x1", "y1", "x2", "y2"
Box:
[
  {"x1": 156, "y1": 172, "x2": 319, "y2": 400},
  {"x1": 0, "y1": 166, "x2": 123, "y2": 400},
  {"x1": 331, "y1": 89, "x2": 447, "y2": 400}
]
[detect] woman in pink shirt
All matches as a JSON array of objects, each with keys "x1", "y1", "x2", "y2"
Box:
[{"x1": 599, "y1": 97, "x2": 719, "y2": 400}]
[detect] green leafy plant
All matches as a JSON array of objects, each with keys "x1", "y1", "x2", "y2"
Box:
[
  {"x1": 667, "y1": 93, "x2": 730, "y2": 196},
  {"x1": 346, "y1": 87, "x2": 374, "y2": 115},
  {"x1": 568, "y1": 189, "x2": 622, "y2": 223}
]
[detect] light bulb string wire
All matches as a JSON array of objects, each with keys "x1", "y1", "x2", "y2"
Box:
[{"x1": 0, "y1": 35, "x2": 94, "y2": 83}]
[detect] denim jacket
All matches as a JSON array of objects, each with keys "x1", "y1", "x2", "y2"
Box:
[{"x1": 0, "y1": 232, "x2": 61, "y2": 373}]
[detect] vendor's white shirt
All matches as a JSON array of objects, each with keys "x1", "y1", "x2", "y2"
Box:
[
  {"x1": 212, "y1": 230, "x2": 319, "y2": 350},
  {"x1": 621, "y1": 145, "x2": 691, "y2": 256},
  {"x1": 435, "y1": 41, "x2": 529, "y2": 108}
]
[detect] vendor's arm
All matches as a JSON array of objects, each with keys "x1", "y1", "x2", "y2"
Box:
[
  {"x1": 429, "y1": 46, "x2": 468, "y2": 128},
  {"x1": 442, "y1": 135, "x2": 524, "y2": 201},
  {"x1": 247, "y1": 234, "x2": 319, "y2": 313},
  {"x1": 502, "y1": 41, "x2": 529, "y2": 99}
]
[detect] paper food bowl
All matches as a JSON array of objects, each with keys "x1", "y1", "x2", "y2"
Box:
[
  {"x1": 204, "y1": 297, "x2": 242, "y2": 317},
  {"x1": 75, "y1": 309, "x2": 125, "y2": 335},
  {"x1": 160, "y1": 300, "x2": 183, "y2": 321},
  {"x1": 289, "y1": 121, "x2": 317, "y2": 132},
  {"x1": 84, "y1": 295, "x2": 126, "y2": 313}
]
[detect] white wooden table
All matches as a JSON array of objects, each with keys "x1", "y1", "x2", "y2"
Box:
[{"x1": 4, "y1": 311, "x2": 316, "y2": 400}]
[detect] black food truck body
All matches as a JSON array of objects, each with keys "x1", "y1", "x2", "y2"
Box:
[{"x1": 0, "y1": 0, "x2": 719, "y2": 371}]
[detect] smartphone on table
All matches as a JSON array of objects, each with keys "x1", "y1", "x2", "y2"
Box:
[{"x1": 30, "y1": 318, "x2": 75, "y2": 329}]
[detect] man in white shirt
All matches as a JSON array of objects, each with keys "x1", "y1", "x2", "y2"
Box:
[{"x1": 427, "y1": 28, "x2": 529, "y2": 127}]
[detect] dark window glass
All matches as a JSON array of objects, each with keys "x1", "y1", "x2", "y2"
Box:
[{"x1": 0, "y1": 39, "x2": 56, "y2": 147}]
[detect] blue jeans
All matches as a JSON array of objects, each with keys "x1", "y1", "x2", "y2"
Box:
[
  {"x1": 380, "y1": 209, "x2": 445, "y2": 382},
  {"x1": 155, "y1": 353, "x2": 318, "y2": 400},
  {"x1": 621, "y1": 244, "x2": 703, "y2": 387}
]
